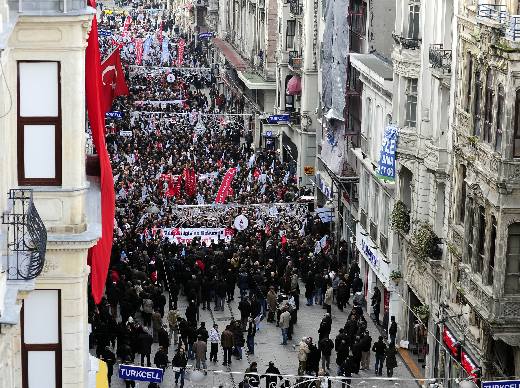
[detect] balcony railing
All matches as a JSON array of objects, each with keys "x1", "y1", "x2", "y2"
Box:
[
  {"x1": 8, "y1": 0, "x2": 87, "y2": 13},
  {"x1": 392, "y1": 33, "x2": 421, "y2": 50},
  {"x1": 2, "y1": 189, "x2": 47, "y2": 280},
  {"x1": 289, "y1": 0, "x2": 302, "y2": 16},
  {"x1": 477, "y1": 3, "x2": 508, "y2": 24},
  {"x1": 506, "y1": 15, "x2": 520, "y2": 42},
  {"x1": 429, "y1": 44, "x2": 452, "y2": 73},
  {"x1": 288, "y1": 50, "x2": 302, "y2": 70}
]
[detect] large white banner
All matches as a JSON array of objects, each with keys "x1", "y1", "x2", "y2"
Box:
[{"x1": 148, "y1": 227, "x2": 235, "y2": 245}]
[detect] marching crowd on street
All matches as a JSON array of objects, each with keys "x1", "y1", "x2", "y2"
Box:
[{"x1": 89, "y1": 2, "x2": 405, "y2": 387}]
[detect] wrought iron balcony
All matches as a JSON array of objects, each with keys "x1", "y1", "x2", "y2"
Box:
[
  {"x1": 8, "y1": 0, "x2": 87, "y2": 14},
  {"x1": 289, "y1": 0, "x2": 302, "y2": 17},
  {"x1": 2, "y1": 189, "x2": 47, "y2": 281},
  {"x1": 392, "y1": 33, "x2": 421, "y2": 50},
  {"x1": 477, "y1": 3, "x2": 508, "y2": 24},
  {"x1": 506, "y1": 15, "x2": 520, "y2": 42},
  {"x1": 288, "y1": 50, "x2": 302, "y2": 70},
  {"x1": 429, "y1": 44, "x2": 452, "y2": 73}
]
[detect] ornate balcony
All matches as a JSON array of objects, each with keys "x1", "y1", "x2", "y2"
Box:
[
  {"x1": 506, "y1": 15, "x2": 520, "y2": 42},
  {"x1": 429, "y1": 44, "x2": 452, "y2": 73},
  {"x1": 289, "y1": 0, "x2": 302, "y2": 17},
  {"x1": 288, "y1": 50, "x2": 302, "y2": 71},
  {"x1": 392, "y1": 33, "x2": 421, "y2": 50},
  {"x1": 477, "y1": 3, "x2": 508, "y2": 25},
  {"x1": 2, "y1": 189, "x2": 47, "y2": 281}
]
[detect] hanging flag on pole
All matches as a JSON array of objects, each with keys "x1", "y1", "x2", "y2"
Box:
[
  {"x1": 177, "y1": 38, "x2": 185, "y2": 66},
  {"x1": 101, "y1": 47, "x2": 129, "y2": 114}
]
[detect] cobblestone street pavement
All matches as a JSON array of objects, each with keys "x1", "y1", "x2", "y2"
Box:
[{"x1": 103, "y1": 287, "x2": 418, "y2": 388}]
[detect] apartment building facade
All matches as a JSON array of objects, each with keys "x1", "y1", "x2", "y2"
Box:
[{"x1": 0, "y1": 1, "x2": 102, "y2": 387}]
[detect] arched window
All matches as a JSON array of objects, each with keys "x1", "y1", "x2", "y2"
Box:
[
  {"x1": 465, "y1": 53, "x2": 473, "y2": 112},
  {"x1": 514, "y1": 89, "x2": 520, "y2": 158},
  {"x1": 495, "y1": 85, "x2": 504, "y2": 152},
  {"x1": 483, "y1": 70, "x2": 494, "y2": 142},
  {"x1": 473, "y1": 70, "x2": 482, "y2": 136},
  {"x1": 505, "y1": 223, "x2": 520, "y2": 294},
  {"x1": 486, "y1": 215, "x2": 497, "y2": 286},
  {"x1": 458, "y1": 165, "x2": 467, "y2": 224}
]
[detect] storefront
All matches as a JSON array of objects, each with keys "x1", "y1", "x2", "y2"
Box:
[{"x1": 355, "y1": 225, "x2": 397, "y2": 328}]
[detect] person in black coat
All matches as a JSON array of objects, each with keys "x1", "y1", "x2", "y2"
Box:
[
  {"x1": 153, "y1": 346, "x2": 169, "y2": 371},
  {"x1": 339, "y1": 355, "x2": 354, "y2": 388},
  {"x1": 318, "y1": 337, "x2": 334, "y2": 370},
  {"x1": 306, "y1": 340, "x2": 321, "y2": 376},
  {"x1": 137, "y1": 328, "x2": 153, "y2": 367},
  {"x1": 185, "y1": 300, "x2": 197, "y2": 326},
  {"x1": 318, "y1": 314, "x2": 332, "y2": 341},
  {"x1": 305, "y1": 271, "x2": 315, "y2": 306},
  {"x1": 100, "y1": 346, "x2": 116, "y2": 386},
  {"x1": 262, "y1": 361, "x2": 282, "y2": 388},
  {"x1": 157, "y1": 325, "x2": 170, "y2": 351},
  {"x1": 335, "y1": 329, "x2": 349, "y2": 367}
]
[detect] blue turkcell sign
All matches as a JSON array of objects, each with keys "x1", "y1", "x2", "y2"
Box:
[
  {"x1": 267, "y1": 114, "x2": 290, "y2": 124},
  {"x1": 106, "y1": 111, "x2": 124, "y2": 119},
  {"x1": 118, "y1": 365, "x2": 164, "y2": 383},
  {"x1": 483, "y1": 381, "x2": 520, "y2": 388}
]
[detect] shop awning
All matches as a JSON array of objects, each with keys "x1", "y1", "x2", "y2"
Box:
[
  {"x1": 212, "y1": 37, "x2": 248, "y2": 71},
  {"x1": 88, "y1": 355, "x2": 109, "y2": 388},
  {"x1": 492, "y1": 332, "x2": 520, "y2": 347},
  {"x1": 286, "y1": 75, "x2": 302, "y2": 95}
]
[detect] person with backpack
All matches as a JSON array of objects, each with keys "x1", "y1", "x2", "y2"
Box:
[{"x1": 372, "y1": 335, "x2": 387, "y2": 376}]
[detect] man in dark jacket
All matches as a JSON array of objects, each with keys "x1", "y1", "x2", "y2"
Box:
[
  {"x1": 262, "y1": 361, "x2": 282, "y2": 388},
  {"x1": 100, "y1": 346, "x2": 116, "y2": 386},
  {"x1": 157, "y1": 324, "x2": 170, "y2": 352},
  {"x1": 318, "y1": 336, "x2": 334, "y2": 370},
  {"x1": 153, "y1": 346, "x2": 169, "y2": 371},
  {"x1": 221, "y1": 325, "x2": 234, "y2": 366},
  {"x1": 318, "y1": 314, "x2": 332, "y2": 340},
  {"x1": 372, "y1": 336, "x2": 387, "y2": 376},
  {"x1": 238, "y1": 299, "x2": 251, "y2": 329},
  {"x1": 137, "y1": 328, "x2": 153, "y2": 367},
  {"x1": 172, "y1": 347, "x2": 188, "y2": 388},
  {"x1": 389, "y1": 316, "x2": 398, "y2": 345},
  {"x1": 305, "y1": 339, "x2": 320, "y2": 376},
  {"x1": 335, "y1": 329, "x2": 349, "y2": 366},
  {"x1": 196, "y1": 322, "x2": 209, "y2": 342}
]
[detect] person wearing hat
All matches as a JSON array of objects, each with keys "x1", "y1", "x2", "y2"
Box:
[{"x1": 262, "y1": 361, "x2": 282, "y2": 388}]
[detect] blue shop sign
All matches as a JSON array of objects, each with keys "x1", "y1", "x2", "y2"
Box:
[
  {"x1": 316, "y1": 173, "x2": 333, "y2": 200},
  {"x1": 377, "y1": 125, "x2": 398, "y2": 182},
  {"x1": 483, "y1": 381, "x2": 520, "y2": 388},
  {"x1": 106, "y1": 111, "x2": 124, "y2": 119},
  {"x1": 361, "y1": 237, "x2": 378, "y2": 267},
  {"x1": 199, "y1": 32, "x2": 215, "y2": 39},
  {"x1": 267, "y1": 114, "x2": 290, "y2": 124},
  {"x1": 118, "y1": 365, "x2": 164, "y2": 383}
]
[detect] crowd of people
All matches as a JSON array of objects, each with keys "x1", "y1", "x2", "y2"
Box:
[{"x1": 88, "y1": 2, "x2": 401, "y2": 388}]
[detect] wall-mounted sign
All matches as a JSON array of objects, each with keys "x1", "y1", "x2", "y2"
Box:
[
  {"x1": 267, "y1": 114, "x2": 290, "y2": 124},
  {"x1": 265, "y1": 130, "x2": 273, "y2": 137},
  {"x1": 199, "y1": 32, "x2": 215, "y2": 39},
  {"x1": 106, "y1": 111, "x2": 124, "y2": 119},
  {"x1": 316, "y1": 173, "x2": 333, "y2": 200},
  {"x1": 304, "y1": 166, "x2": 315, "y2": 176},
  {"x1": 377, "y1": 125, "x2": 398, "y2": 182},
  {"x1": 118, "y1": 365, "x2": 164, "y2": 384}
]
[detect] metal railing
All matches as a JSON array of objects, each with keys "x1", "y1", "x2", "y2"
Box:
[
  {"x1": 288, "y1": 50, "x2": 302, "y2": 70},
  {"x1": 506, "y1": 15, "x2": 520, "y2": 41},
  {"x1": 289, "y1": 0, "x2": 302, "y2": 16},
  {"x1": 2, "y1": 189, "x2": 47, "y2": 280},
  {"x1": 429, "y1": 44, "x2": 452, "y2": 73},
  {"x1": 477, "y1": 3, "x2": 508, "y2": 24},
  {"x1": 392, "y1": 32, "x2": 421, "y2": 50}
]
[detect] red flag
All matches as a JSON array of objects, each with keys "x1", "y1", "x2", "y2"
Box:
[
  {"x1": 157, "y1": 21, "x2": 163, "y2": 44},
  {"x1": 123, "y1": 15, "x2": 132, "y2": 31},
  {"x1": 215, "y1": 168, "x2": 237, "y2": 204},
  {"x1": 177, "y1": 38, "x2": 185, "y2": 66},
  {"x1": 135, "y1": 38, "x2": 144, "y2": 65},
  {"x1": 86, "y1": 0, "x2": 116, "y2": 304},
  {"x1": 101, "y1": 48, "x2": 129, "y2": 113}
]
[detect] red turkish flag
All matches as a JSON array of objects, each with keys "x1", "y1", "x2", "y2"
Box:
[{"x1": 101, "y1": 48, "x2": 129, "y2": 113}]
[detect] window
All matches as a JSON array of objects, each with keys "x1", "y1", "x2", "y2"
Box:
[
  {"x1": 473, "y1": 70, "x2": 482, "y2": 136},
  {"x1": 371, "y1": 181, "x2": 380, "y2": 223},
  {"x1": 381, "y1": 192, "x2": 390, "y2": 236},
  {"x1": 465, "y1": 198, "x2": 474, "y2": 264},
  {"x1": 285, "y1": 76, "x2": 294, "y2": 112},
  {"x1": 286, "y1": 20, "x2": 296, "y2": 49},
  {"x1": 407, "y1": 0, "x2": 421, "y2": 40},
  {"x1": 514, "y1": 89, "x2": 520, "y2": 158},
  {"x1": 505, "y1": 223, "x2": 520, "y2": 294},
  {"x1": 365, "y1": 98, "x2": 372, "y2": 136},
  {"x1": 483, "y1": 70, "x2": 494, "y2": 143},
  {"x1": 17, "y1": 61, "x2": 61, "y2": 186},
  {"x1": 486, "y1": 216, "x2": 496, "y2": 286},
  {"x1": 386, "y1": 114, "x2": 392, "y2": 126},
  {"x1": 362, "y1": 170, "x2": 370, "y2": 212},
  {"x1": 458, "y1": 165, "x2": 467, "y2": 224},
  {"x1": 22, "y1": 290, "x2": 61, "y2": 388},
  {"x1": 476, "y1": 206, "x2": 486, "y2": 273},
  {"x1": 405, "y1": 78, "x2": 418, "y2": 127},
  {"x1": 400, "y1": 167, "x2": 413, "y2": 210},
  {"x1": 465, "y1": 54, "x2": 473, "y2": 112},
  {"x1": 495, "y1": 85, "x2": 504, "y2": 152}
]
